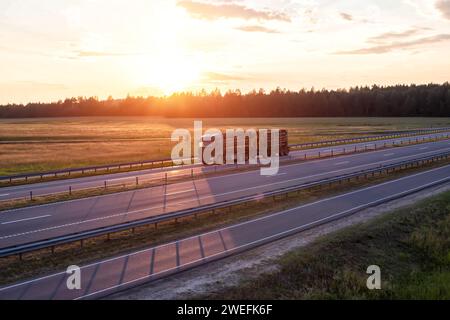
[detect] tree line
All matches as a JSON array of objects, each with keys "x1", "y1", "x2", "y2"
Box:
[{"x1": 1, "y1": 83, "x2": 449, "y2": 118}]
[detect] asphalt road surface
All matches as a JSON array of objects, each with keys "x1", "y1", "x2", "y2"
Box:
[
  {"x1": 1, "y1": 138, "x2": 450, "y2": 249},
  {"x1": 0, "y1": 164, "x2": 449, "y2": 300},
  {"x1": 0, "y1": 131, "x2": 448, "y2": 201}
]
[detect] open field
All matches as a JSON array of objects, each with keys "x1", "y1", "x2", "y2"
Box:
[{"x1": 1, "y1": 117, "x2": 450, "y2": 176}]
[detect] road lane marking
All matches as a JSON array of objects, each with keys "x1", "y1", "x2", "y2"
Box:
[
  {"x1": 77, "y1": 174, "x2": 450, "y2": 300},
  {"x1": 0, "y1": 194, "x2": 10, "y2": 197},
  {"x1": 165, "y1": 189, "x2": 195, "y2": 196},
  {"x1": 1, "y1": 215, "x2": 51, "y2": 225},
  {"x1": 2, "y1": 166, "x2": 448, "y2": 298},
  {"x1": 384, "y1": 153, "x2": 395, "y2": 156},
  {"x1": 2, "y1": 160, "x2": 450, "y2": 242},
  {"x1": 0, "y1": 132, "x2": 447, "y2": 196},
  {"x1": 106, "y1": 177, "x2": 132, "y2": 182},
  {"x1": 266, "y1": 173, "x2": 287, "y2": 178},
  {"x1": 334, "y1": 161, "x2": 349, "y2": 166},
  {"x1": 419, "y1": 147, "x2": 428, "y2": 150},
  {"x1": 2, "y1": 141, "x2": 450, "y2": 216}
]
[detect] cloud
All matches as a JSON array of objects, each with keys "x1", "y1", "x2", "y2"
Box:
[
  {"x1": 235, "y1": 25, "x2": 280, "y2": 33},
  {"x1": 202, "y1": 72, "x2": 246, "y2": 82},
  {"x1": 76, "y1": 51, "x2": 134, "y2": 57},
  {"x1": 436, "y1": 0, "x2": 450, "y2": 19},
  {"x1": 335, "y1": 33, "x2": 450, "y2": 54},
  {"x1": 340, "y1": 12, "x2": 353, "y2": 21},
  {"x1": 177, "y1": 0, "x2": 290, "y2": 22},
  {"x1": 368, "y1": 28, "x2": 428, "y2": 43},
  {"x1": 15, "y1": 81, "x2": 68, "y2": 90}
]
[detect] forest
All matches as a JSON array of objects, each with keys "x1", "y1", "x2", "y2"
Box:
[{"x1": 1, "y1": 83, "x2": 449, "y2": 118}]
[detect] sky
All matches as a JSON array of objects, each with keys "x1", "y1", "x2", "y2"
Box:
[{"x1": 0, "y1": 0, "x2": 449, "y2": 104}]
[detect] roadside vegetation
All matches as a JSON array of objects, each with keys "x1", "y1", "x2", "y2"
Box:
[
  {"x1": 203, "y1": 190, "x2": 450, "y2": 300},
  {"x1": 0, "y1": 157, "x2": 448, "y2": 286}
]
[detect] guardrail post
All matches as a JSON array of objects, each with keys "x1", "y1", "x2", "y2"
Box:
[
  {"x1": 30, "y1": 191, "x2": 33, "y2": 200},
  {"x1": 69, "y1": 186, "x2": 72, "y2": 195},
  {"x1": 104, "y1": 181, "x2": 107, "y2": 189}
]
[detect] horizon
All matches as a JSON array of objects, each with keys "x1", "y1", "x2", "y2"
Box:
[
  {"x1": 1, "y1": 81, "x2": 449, "y2": 106},
  {"x1": 1, "y1": 0, "x2": 450, "y2": 104}
]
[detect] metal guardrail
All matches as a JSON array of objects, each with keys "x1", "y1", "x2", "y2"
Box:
[
  {"x1": 0, "y1": 157, "x2": 178, "y2": 183},
  {"x1": 3, "y1": 132, "x2": 449, "y2": 202},
  {"x1": 1, "y1": 150, "x2": 450, "y2": 258},
  {"x1": 289, "y1": 127, "x2": 450, "y2": 149},
  {"x1": 1, "y1": 127, "x2": 450, "y2": 183}
]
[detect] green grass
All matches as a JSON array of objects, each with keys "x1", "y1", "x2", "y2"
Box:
[{"x1": 202, "y1": 190, "x2": 450, "y2": 300}]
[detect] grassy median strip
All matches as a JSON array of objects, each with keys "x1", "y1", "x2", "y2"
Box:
[
  {"x1": 202, "y1": 189, "x2": 450, "y2": 300},
  {"x1": 0, "y1": 157, "x2": 449, "y2": 286}
]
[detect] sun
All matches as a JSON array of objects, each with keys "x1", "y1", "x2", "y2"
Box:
[
  {"x1": 128, "y1": 5, "x2": 203, "y2": 95},
  {"x1": 136, "y1": 54, "x2": 201, "y2": 94}
]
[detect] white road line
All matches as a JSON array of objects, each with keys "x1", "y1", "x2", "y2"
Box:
[
  {"x1": 2, "y1": 158, "x2": 450, "y2": 242},
  {"x1": 384, "y1": 153, "x2": 395, "y2": 156},
  {"x1": 266, "y1": 173, "x2": 287, "y2": 178},
  {"x1": 2, "y1": 141, "x2": 450, "y2": 215},
  {"x1": 334, "y1": 161, "x2": 349, "y2": 166},
  {"x1": 0, "y1": 194, "x2": 10, "y2": 197},
  {"x1": 77, "y1": 175, "x2": 450, "y2": 300},
  {"x1": 419, "y1": 147, "x2": 428, "y2": 150},
  {"x1": 106, "y1": 177, "x2": 132, "y2": 182},
  {"x1": 164, "y1": 189, "x2": 195, "y2": 196},
  {"x1": 1, "y1": 165, "x2": 448, "y2": 297},
  {"x1": 1, "y1": 215, "x2": 51, "y2": 225}
]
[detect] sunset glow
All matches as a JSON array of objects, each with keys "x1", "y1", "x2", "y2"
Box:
[{"x1": 1, "y1": 0, "x2": 450, "y2": 103}]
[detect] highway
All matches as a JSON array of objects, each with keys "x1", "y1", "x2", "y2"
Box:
[
  {"x1": 1, "y1": 137, "x2": 450, "y2": 249},
  {"x1": 0, "y1": 131, "x2": 448, "y2": 201},
  {"x1": 0, "y1": 164, "x2": 449, "y2": 300}
]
